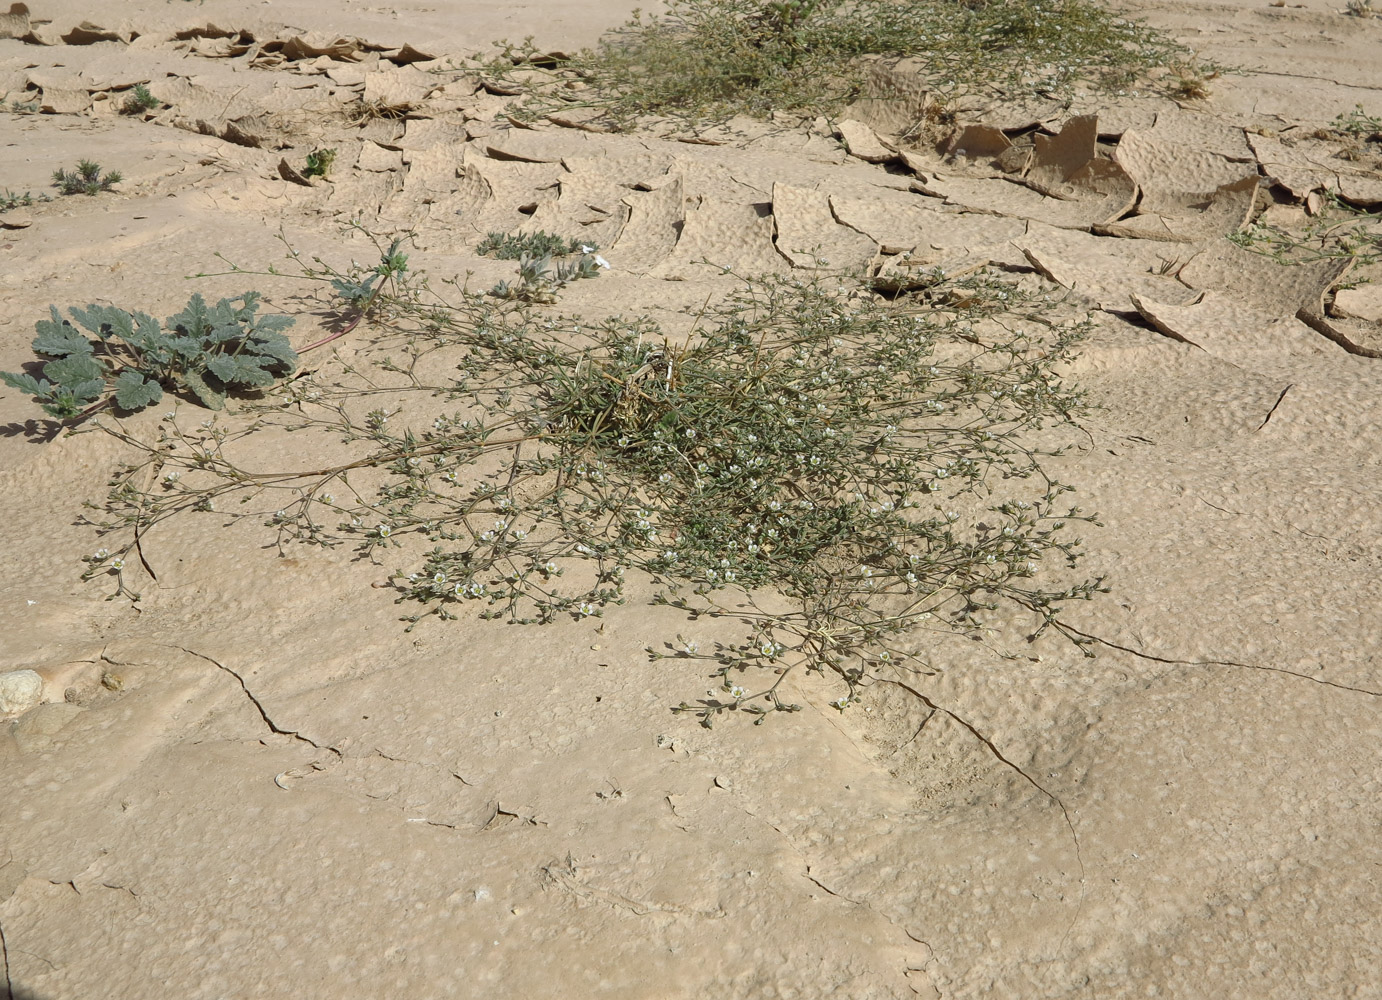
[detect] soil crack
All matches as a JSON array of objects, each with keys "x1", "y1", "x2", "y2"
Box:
[
  {"x1": 1, "y1": 911, "x2": 11, "y2": 1000},
  {"x1": 873, "y1": 676, "x2": 1088, "y2": 946},
  {"x1": 1256, "y1": 383, "x2": 1293, "y2": 431},
  {"x1": 1054, "y1": 622, "x2": 1382, "y2": 697},
  {"x1": 162, "y1": 644, "x2": 342, "y2": 754}
]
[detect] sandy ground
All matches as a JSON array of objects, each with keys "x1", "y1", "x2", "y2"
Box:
[{"x1": 2, "y1": 0, "x2": 1381, "y2": 997}]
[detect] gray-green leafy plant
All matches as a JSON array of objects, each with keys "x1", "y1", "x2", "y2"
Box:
[
  {"x1": 489, "y1": 252, "x2": 602, "y2": 303},
  {"x1": 0, "y1": 293, "x2": 297, "y2": 419},
  {"x1": 82, "y1": 239, "x2": 1104, "y2": 718},
  {"x1": 52, "y1": 160, "x2": 122, "y2": 196},
  {"x1": 477, "y1": 230, "x2": 596, "y2": 260}
]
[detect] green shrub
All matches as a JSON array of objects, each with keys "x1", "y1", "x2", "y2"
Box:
[
  {"x1": 495, "y1": 0, "x2": 1188, "y2": 124},
  {"x1": 52, "y1": 160, "x2": 121, "y2": 196},
  {"x1": 82, "y1": 240, "x2": 1103, "y2": 717},
  {"x1": 122, "y1": 84, "x2": 159, "y2": 115}
]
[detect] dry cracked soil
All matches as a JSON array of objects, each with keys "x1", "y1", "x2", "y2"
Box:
[{"x1": 2, "y1": 0, "x2": 1382, "y2": 997}]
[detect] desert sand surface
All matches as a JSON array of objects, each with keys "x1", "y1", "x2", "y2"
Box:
[{"x1": 2, "y1": 0, "x2": 1381, "y2": 997}]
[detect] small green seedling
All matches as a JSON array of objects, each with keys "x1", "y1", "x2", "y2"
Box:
[
  {"x1": 1331, "y1": 104, "x2": 1382, "y2": 138},
  {"x1": 0, "y1": 293, "x2": 297, "y2": 419},
  {"x1": 52, "y1": 160, "x2": 122, "y2": 196},
  {"x1": 1, "y1": 189, "x2": 49, "y2": 212},
  {"x1": 122, "y1": 84, "x2": 160, "y2": 115},
  {"x1": 304, "y1": 148, "x2": 338, "y2": 179}
]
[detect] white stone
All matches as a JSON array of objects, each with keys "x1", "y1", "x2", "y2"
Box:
[{"x1": 0, "y1": 669, "x2": 43, "y2": 715}]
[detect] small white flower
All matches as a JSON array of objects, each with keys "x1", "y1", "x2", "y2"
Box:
[
  {"x1": 512, "y1": 528, "x2": 527, "y2": 541},
  {"x1": 110, "y1": 557, "x2": 125, "y2": 571},
  {"x1": 320, "y1": 494, "x2": 334, "y2": 505},
  {"x1": 831, "y1": 696, "x2": 850, "y2": 710},
  {"x1": 544, "y1": 561, "x2": 559, "y2": 574},
  {"x1": 377, "y1": 524, "x2": 392, "y2": 538},
  {"x1": 443, "y1": 471, "x2": 458, "y2": 484},
  {"x1": 434, "y1": 571, "x2": 447, "y2": 585},
  {"x1": 577, "y1": 601, "x2": 595, "y2": 616},
  {"x1": 593, "y1": 255, "x2": 611, "y2": 270},
  {"x1": 728, "y1": 684, "x2": 747, "y2": 699},
  {"x1": 580, "y1": 244, "x2": 595, "y2": 254},
  {"x1": 407, "y1": 457, "x2": 420, "y2": 468},
  {"x1": 164, "y1": 471, "x2": 180, "y2": 483},
  {"x1": 93, "y1": 548, "x2": 110, "y2": 562},
  {"x1": 682, "y1": 640, "x2": 699, "y2": 654}
]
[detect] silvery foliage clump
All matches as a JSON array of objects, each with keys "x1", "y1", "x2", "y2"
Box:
[
  {"x1": 490, "y1": 252, "x2": 603, "y2": 302},
  {"x1": 0, "y1": 293, "x2": 297, "y2": 418}
]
